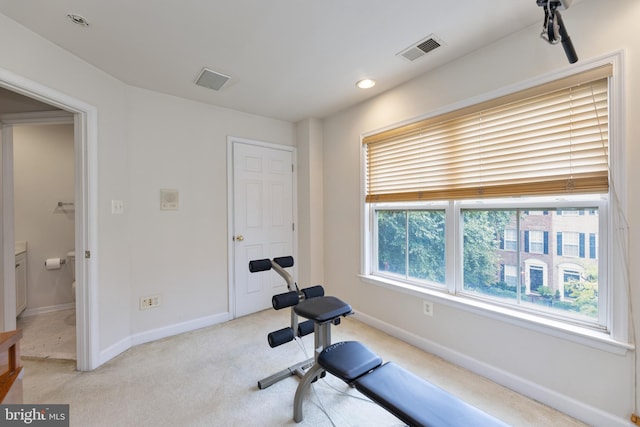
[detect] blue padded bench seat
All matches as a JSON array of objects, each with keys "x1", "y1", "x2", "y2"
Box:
[{"x1": 318, "y1": 341, "x2": 509, "y2": 427}]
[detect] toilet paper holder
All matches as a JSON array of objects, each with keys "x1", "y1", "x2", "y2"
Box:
[
  {"x1": 44, "y1": 258, "x2": 67, "y2": 266},
  {"x1": 44, "y1": 257, "x2": 67, "y2": 268}
]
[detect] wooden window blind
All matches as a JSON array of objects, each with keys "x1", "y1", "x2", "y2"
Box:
[{"x1": 364, "y1": 65, "x2": 612, "y2": 203}]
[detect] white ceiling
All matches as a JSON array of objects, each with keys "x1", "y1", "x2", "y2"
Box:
[{"x1": 0, "y1": 1, "x2": 547, "y2": 122}]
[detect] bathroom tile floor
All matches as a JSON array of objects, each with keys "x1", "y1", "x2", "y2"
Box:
[{"x1": 17, "y1": 308, "x2": 76, "y2": 360}]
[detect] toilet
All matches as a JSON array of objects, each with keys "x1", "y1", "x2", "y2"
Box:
[{"x1": 67, "y1": 251, "x2": 76, "y2": 300}]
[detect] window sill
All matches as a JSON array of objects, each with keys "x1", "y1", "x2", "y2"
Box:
[{"x1": 359, "y1": 274, "x2": 633, "y2": 355}]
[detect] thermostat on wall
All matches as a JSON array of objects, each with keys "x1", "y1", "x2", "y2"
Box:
[{"x1": 160, "y1": 189, "x2": 179, "y2": 210}]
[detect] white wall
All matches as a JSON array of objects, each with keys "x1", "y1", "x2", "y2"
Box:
[
  {"x1": 321, "y1": 0, "x2": 639, "y2": 425},
  {"x1": 0, "y1": 13, "x2": 295, "y2": 363},
  {"x1": 126, "y1": 87, "x2": 294, "y2": 336},
  {"x1": 14, "y1": 124, "x2": 75, "y2": 311},
  {"x1": 296, "y1": 118, "x2": 324, "y2": 287}
]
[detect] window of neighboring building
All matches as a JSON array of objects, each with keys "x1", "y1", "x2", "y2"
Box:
[
  {"x1": 504, "y1": 229, "x2": 517, "y2": 251},
  {"x1": 561, "y1": 232, "x2": 581, "y2": 257},
  {"x1": 362, "y1": 62, "x2": 628, "y2": 341},
  {"x1": 504, "y1": 264, "x2": 518, "y2": 287},
  {"x1": 528, "y1": 230, "x2": 546, "y2": 254}
]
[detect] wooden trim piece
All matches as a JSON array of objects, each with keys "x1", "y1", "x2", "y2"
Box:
[{"x1": 0, "y1": 329, "x2": 23, "y2": 403}]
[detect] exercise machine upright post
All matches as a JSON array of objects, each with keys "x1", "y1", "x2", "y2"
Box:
[{"x1": 248, "y1": 256, "x2": 321, "y2": 390}]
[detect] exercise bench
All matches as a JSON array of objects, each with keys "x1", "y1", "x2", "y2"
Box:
[
  {"x1": 317, "y1": 340, "x2": 510, "y2": 427},
  {"x1": 250, "y1": 257, "x2": 509, "y2": 426}
]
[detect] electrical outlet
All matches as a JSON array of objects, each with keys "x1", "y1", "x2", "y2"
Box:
[
  {"x1": 423, "y1": 300, "x2": 434, "y2": 317},
  {"x1": 111, "y1": 199, "x2": 124, "y2": 214},
  {"x1": 140, "y1": 295, "x2": 161, "y2": 310}
]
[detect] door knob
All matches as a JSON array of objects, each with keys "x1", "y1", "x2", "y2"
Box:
[{"x1": 234, "y1": 235, "x2": 244, "y2": 242}]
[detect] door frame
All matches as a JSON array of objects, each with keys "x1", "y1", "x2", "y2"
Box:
[
  {"x1": 226, "y1": 136, "x2": 297, "y2": 319},
  {"x1": 0, "y1": 67, "x2": 99, "y2": 371}
]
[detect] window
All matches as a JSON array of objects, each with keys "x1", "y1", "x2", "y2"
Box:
[
  {"x1": 459, "y1": 205, "x2": 601, "y2": 323},
  {"x1": 375, "y1": 209, "x2": 446, "y2": 285},
  {"x1": 561, "y1": 232, "x2": 581, "y2": 257},
  {"x1": 363, "y1": 63, "x2": 628, "y2": 341},
  {"x1": 504, "y1": 264, "x2": 518, "y2": 287},
  {"x1": 528, "y1": 230, "x2": 546, "y2": 254},
  {"x1": 503, "y1": 229, "x2": 517, "y2": 251}
]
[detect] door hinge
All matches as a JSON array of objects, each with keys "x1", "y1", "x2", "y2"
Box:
[
  {"x1": 85, "y1": 250, "x2": 91, "y2": 259},
  {"x1": 292, "y1": 164, "x2": 294, "y2": 173},
  {"x1": 292, "y1": 223, "x2": 295, "y2": 231}
]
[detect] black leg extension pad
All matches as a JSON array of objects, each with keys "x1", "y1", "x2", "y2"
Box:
[{"x1": 318, "y1": 341, "x2": 509, "y2": 427}]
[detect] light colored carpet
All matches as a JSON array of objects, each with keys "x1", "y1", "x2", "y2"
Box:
[
  {"x1": 20, "y1": 308, "x2": 588, "y2": 427},
  {"x1": 17, "y1": 308, "x2": 76, "y2": 360}
]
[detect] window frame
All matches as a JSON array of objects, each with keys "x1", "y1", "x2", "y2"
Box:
[{"x1": 360, "y1": 53, "x2": 629, "y2": 354}]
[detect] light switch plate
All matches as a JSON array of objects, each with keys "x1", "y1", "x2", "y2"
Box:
[{"x1": 160, "y1": 189, "x2": 179, "y2": 210}]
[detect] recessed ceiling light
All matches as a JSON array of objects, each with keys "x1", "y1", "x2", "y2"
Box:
[
  {"x1": 67, "y1": 13, "x2": 90, "y2": 27},
  {"x1": 356, "y1": 79, "x2": 376, "y2": 89}
]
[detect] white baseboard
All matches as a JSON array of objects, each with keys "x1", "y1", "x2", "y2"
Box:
[
  {"x1": 98, "y1": 336, "x2": 132, "y2": 367},
  {"x1": 353, "y1": 310, "x2": 627, "y2": 427},
  {"x1": 20, "y1": 302, "x2": 75, "y2": 317},
  {"x1": 129, "y1": 312, "x2": 231, "y2": 346},
  {"x1": 99, "y1": 312, "x2": 232, "y2": 367}
]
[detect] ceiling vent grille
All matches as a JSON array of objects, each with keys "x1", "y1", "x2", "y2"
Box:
[
  {"x1": 194, "y1": 68, "x2": 231, "y2": 91},
  {"x1": 397, "y1": 35, "x2": 443, "y2": 62}
]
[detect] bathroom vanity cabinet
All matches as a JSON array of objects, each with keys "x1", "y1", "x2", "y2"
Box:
[{"x1": 15, "y1": 245, "x2": 27, "y2": 316}]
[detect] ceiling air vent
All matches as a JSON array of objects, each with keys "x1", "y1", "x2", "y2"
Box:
[
  {"x1": 194, "y1": 68, "x2": 231, "y2": 91},
  {"x1": 397, "y1": 35, "x2": 443, "y2": 62}
]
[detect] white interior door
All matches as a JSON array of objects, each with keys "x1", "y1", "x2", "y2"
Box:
[{"x1": 231, "y1": 139, "x2": 294, "y2": 317}]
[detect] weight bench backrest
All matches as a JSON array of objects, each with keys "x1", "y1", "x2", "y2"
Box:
[
  {"x1": 319, "y1": 341, "x2": 510, "y2": 427},
  {"x1": 318, "y1": 341, "x2": 382, "y2": 381}
]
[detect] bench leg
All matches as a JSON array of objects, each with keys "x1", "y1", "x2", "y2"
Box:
[
  {"x1": 293, "y1": 315, "x2": 334, "y2": 422},
  {"x1": 293, "y1": 363, "x2": 325, "y2": 423},
  {"x1": 258, "y1": 357, "x2": 314, "y2": 390}
]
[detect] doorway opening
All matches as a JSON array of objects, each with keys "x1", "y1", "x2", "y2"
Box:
[
  {"x1": 0, "y1": 71, "x2": 98, "y2": 371},
  {"x1": 13, "y1": 122, "x2": 77, "y2": 360}
]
